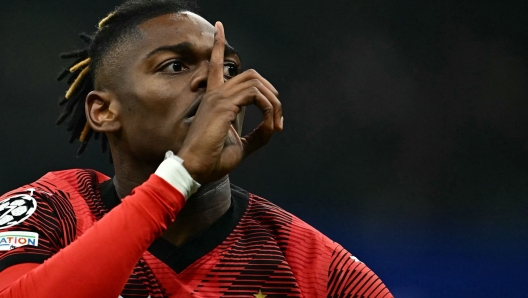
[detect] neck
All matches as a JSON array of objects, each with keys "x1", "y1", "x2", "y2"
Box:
[
  {"x1": 112, "y1": 154, "x2": 232, "y2": 248},
  {"x1": 162, "y1": 176, "x2": 231, "y2": 246}
]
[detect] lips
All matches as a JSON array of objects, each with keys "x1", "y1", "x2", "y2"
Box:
[{"x1": 185, "y1": 95, "x2": 204, "y2": 119}]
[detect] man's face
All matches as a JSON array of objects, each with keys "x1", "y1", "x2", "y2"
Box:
[{"x1": 111, "y1": 12, "x2": 241, "y2": 162}]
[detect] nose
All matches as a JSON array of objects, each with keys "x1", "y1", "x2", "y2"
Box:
[{"x1": 190, "y1": 61, "x2": 209, "y2": 91}]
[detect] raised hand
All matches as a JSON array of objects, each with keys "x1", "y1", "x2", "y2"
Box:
[{"x1": 177, "y1": 22, "x2": 283, "y2": 184}]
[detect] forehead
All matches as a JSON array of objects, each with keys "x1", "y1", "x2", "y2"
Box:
[
  {"x1": 137, "y1": 12, "x2": 215, "y2": 52},
  {"x1": 94, "y1": 12, "x2": 227, "y2": 90}
]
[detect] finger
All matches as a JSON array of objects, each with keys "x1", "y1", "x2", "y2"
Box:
[
  {"x1": 257, "y1": 84, "x2": 282, "y2": 131},
  {"x1": 229, "y1": 88, "x2": 276, "y2": 156},
  {"x1": 207, "y1": 22, "x2": 226, "y2": 91},
  {"x1": 222, "y1": 79, "x2": 282, "y2": 131},
  {"x1": 240, "y1": 120, "x2": 275, "y2": 159},
  {"x1": 224, "y1": 69, "x2": 279, "y2": 97},
  {"x1": 225, "y1": 86, "x2": 275, "y2": 130}
]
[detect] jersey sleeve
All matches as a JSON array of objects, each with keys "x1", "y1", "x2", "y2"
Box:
[
  {"x1": 327, "y1": 244, "x2": 393, "y2": 298},
  {"x1": 0, "y1": 187, "x2": 75, "y2": 272},
  {"x1": 0, "y1": 153, "x2": 197, "y2": 298},
  {"x1": 0, "y1": 174, "x2": 187, "y2": 298}
]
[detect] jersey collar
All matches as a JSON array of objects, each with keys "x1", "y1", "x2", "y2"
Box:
[{"x1": 99, "y1": 178, "x2": 249, "y2": 273}]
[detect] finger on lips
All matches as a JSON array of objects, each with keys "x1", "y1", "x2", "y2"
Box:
[{"x1": 178, "y1": 22, "x2": 282, "y2": 182}]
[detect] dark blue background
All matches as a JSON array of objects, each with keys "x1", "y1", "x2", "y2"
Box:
[{"x1": 0, "y1": 1, "x2": 527, "y2": 296}]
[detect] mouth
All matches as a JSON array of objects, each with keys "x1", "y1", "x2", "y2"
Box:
[{"x1": 184, "y1": 95, "x2": 203, "y2": 121}]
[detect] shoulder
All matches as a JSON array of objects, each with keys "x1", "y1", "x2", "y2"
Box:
[
  {"x1": 0, "y1": 169, "x2": 109, "y2": 221},
  {"x1": 40, "y1": 168, "x2": 109, "y2": 193},
  {"x1": 236, "y1": 188, "x2": 347, "y2": 264},
  {"x1": 240, "y1": 189, "x2": 364, "y2": 266},
  {"x1": 231, "y1": 185, "x2": 360, "y2": 260},
  {"x1": 241, "y1": 190, "x2": 393, "y2": 297},
  {"x1": 2, "y1": 169, "x2": 109, "y2": 193},
  {"x1": 1, "y1": 168, "x2": 109, "y2": 198},
  {"x1": 0, "y1": 169, "x2": 106, "y2": 270}
]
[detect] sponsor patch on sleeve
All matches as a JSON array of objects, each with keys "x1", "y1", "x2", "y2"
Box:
[
  {"x1": 0, "y1": 231, "x2": 39, "y2": 251},
  {"x1": 0, "y1": 189, "x2": 38, "y2": 230}
]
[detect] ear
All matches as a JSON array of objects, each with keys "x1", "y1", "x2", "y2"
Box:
[{"x1": 85, "y1": 90, "x2": 121, "y2": 133}]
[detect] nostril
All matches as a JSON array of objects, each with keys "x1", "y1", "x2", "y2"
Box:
[{"x1": 198, "y1": 80, "x2": 207, "y2": 89}]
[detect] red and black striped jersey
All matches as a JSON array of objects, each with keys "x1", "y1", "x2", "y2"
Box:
[{"x1": 0, "y1": 169, "x2": 392, "y2": 297}]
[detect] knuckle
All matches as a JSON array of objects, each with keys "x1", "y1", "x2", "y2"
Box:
[
  {"x1": 250, "y1": 79, "x2": 262, "y2": 87},
  {"x1": 245, "y1": 69, "x2": 259, "y2": 77},
  {"x1": 248, "y1": 86, "x2": 260, "y2": 96},
  {"x1": 262, "y1": 103, "x2": 274, "y2": 114},
  {"x1": 227, "y1": 110, "x2": 238, "y2": 122},
  {"x1": 204, "y1": 90, "x2": 220, "y2": 101},
  {"x1": 275, "y1": 100, "x2": 282, "y2": 110},
  {"x1": 215, "y1": 37, "x2": 226, "y2": 45}
]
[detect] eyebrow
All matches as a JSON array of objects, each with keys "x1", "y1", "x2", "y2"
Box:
[{"x1": 145, "y1": 42, "x2": 240, "y2": 59}]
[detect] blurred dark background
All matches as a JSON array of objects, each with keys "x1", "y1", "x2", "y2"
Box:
[{"x1": 1, "y1": 0, "x2": 527, "y2": 296}]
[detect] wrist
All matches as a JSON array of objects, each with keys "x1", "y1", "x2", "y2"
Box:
[
  {"x1": 154, "y1": 151, "x2": 201, "y2": 199},
  {"x1": 176, "y1": 149, "x2": 207, "y2": 183}
]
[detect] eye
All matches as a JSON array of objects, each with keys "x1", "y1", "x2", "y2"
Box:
[
  {"x1": 160, "y1": 60, "x2": 188, "y2": 74},
  {"x1": 223, "y1": 62, "x2": 239, "y2": 79}
]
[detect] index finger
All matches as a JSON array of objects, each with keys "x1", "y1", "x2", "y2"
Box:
[{"x1": 207, "y1": 22, "x2": 225, "y2": 91}]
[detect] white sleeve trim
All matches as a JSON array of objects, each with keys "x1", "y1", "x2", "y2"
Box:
[{"x1": 154, "y1": 151, "x2": 201, "y2": 200}]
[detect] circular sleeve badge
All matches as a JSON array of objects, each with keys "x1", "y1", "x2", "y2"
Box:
[{"x1": 0, "y1": 193, "x2": 37, "y2": 230}]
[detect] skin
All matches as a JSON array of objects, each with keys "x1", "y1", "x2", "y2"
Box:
[{"x1": 85, "y1": 12, "x2": 283, "y2": 246}]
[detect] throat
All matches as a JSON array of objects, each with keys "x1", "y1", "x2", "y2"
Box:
[{"x1": 161, "y1": 176, "x2": 232, "y2": 247}]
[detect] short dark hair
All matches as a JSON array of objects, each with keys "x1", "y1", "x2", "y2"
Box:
[{"x1": 56, "y1": 0, "x2": 198, "y2": 157}]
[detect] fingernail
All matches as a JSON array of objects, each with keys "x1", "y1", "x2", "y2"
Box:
[{"x1": 280, "y1": 116, "x2": 284, "y2": 128}]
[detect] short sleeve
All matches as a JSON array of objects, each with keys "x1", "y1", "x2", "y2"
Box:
[
  {"x1": 0, "y1": 186, "x2": 76, "y2": 272},
  {"x1": 327, "y1": 244, "x2": 393, "y2": 298}
]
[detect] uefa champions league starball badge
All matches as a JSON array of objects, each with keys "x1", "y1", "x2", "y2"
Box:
[{"x1": 0, "y1": 189, "x2": 38, "y2": 230}]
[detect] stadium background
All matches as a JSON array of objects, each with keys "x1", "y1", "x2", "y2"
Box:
[{"x1": 0, "y1": 0, "x2": 526, "y2": 296}]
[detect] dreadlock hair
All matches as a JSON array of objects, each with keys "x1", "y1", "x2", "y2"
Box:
[{"x1": 56, "y1": 0, "x2": 199, "y2": 157}]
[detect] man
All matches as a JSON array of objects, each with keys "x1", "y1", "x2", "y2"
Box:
[{"x1": 0, "y1": 0, "x2": 393, "y2": 297}]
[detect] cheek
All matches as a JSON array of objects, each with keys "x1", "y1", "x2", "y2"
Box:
[
  {"x1": 116, "y1": 74, "x2": 196, "y2": 160},
  {"x1": 129, "y1": 77, "x2": 186, "y2": 122},
  {"x1": 123, "y1": 108, "x2": 189, "y2": 161},
  {"x1": 120, "y1": 78, "x2": 191, "y2": 157}
]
